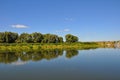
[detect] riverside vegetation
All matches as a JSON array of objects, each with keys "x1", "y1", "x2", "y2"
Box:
[{"x1": 0, "y1": 31, "x2": 118, "y2": 52}]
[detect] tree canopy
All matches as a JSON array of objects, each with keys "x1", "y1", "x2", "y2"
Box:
[
  {"x1": 65, "y1": 34, "x2": 78, "y2": 43},
  {"x1": 0, "y1": 32, "x2": 18, "y2": 43},
  {"x1": 0, "y1": 32, "x2": 79, "y2": 43}
]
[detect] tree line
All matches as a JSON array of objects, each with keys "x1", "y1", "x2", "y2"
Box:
[{"x1": 0, "y1": 32, "x2": 79, "y2": 43}]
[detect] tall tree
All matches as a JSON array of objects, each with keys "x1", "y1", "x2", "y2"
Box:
[
  {"x1": 0, "y1": 32, "x2": 5, "y2": 43},
  {"x1": 3, "y1": 32, "x2": 18, "y2": 43},
  {"x1": 58, "y1": 37, "x2": 63, "y2": 43},
  {"x1": 31, "y1": 32, "x2": 43, "y2": 43},
  {"x1": 17, "y1": 33, "x2": 33, "y2": 43},
  {"x1": 65, "y1": 34, "x2": 78, "y2": 43},
  {"x1": 42, "y1": 34, "x2": 60, "y2": 43}
]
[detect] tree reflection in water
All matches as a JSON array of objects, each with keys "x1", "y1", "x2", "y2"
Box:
[
  {"x1": 0, "y1": 49, "x2": 79, "y2": 64},
  {"x1": 66, "y1": 50, "x2": 79, "y2": 59}
]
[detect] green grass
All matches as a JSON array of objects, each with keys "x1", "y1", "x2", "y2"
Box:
[{"x1": 0, "y1": 42, "x2": 115, "y2": 52}]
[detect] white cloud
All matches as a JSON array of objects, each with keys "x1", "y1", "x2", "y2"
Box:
[
  {"x1": 11, "y1": 24, "x2": 29, "y2": 29},
  {"x1": 63, "y1": 29, "x2": 70, "y2": 32},
  {"x1": 56, "y1": 28, "x2": 70, "y2": 32},
  {"x1": 65, "y1": 18, "x2": 73, "y2": 21}
]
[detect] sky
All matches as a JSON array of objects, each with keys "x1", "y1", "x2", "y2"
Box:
[{"x1": 0, "y1": 0, "x2": 120, "y2": 41}]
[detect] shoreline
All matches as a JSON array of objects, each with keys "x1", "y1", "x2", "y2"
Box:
[{"x1": 0, "y1": 41, "x2": 118, "y2": 52}]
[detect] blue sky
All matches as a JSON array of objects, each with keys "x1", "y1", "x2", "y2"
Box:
[{"x1": 0, "y1": 0, "x2": 120, "y2": 41}]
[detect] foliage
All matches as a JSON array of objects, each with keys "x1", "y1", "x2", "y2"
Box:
[
  {"x1": 0, "y1": 32, "x2": 80, "y2": 43},
  {"x1": 65, "y1": 34, "x2": 78, "y2": 43},
  {"x1": 0, "y1": 32, "x2": 18, "y2": 43},
  {"x1": 42, "y1": 34, "x2": 63, "y2": 43},
  {"x1": 17, "y1": 33, "x2": 33, "y2": 43},
  {"x1": 31, "y1": 32, "x2": 43, "y2": 43}
]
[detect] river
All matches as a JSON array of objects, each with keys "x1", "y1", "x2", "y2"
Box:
[{"x1": 0, "y1": 48, "x2": 120, "y2": 80}]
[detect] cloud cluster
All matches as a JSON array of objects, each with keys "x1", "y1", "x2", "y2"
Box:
[
  {"x1": 65, "y1": 18, "x2": 73, "y2": 21},
  {"x1": 63, "y1": 29, "x2": 70, "y2": 32},
  {"x1": 11, "y1": 24, "x2": 28, "y2": 29},
  {"x1": 56, "y1": 29, "x2": 70, "y2": 32}
]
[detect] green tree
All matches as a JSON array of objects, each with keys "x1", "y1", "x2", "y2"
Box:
[
  {"x1": 3, "y1": 32, "x2": 18, "y2": 43},
  {"x1": 65, "y1": 34, "x2": 78, "y2": 43},
  {"x1": 42, "y1": 34, "x2": 60, "y2": 43},
  {"x1": 58, "y1": 37, "x2": 63, "y2": 43},
  {"x1": 31, "y1": 32, "x2": 43, "y2": 43},
  {"x1": 0, "y1": 32, "x2": 5, "y2": 43},
  {"x1": 17, "y1": 33, "x2": 33, "y2": 43}
]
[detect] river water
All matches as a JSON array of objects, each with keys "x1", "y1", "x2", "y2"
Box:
[{"x1": 0, "y1": 48, "x2": 120, "y2": 80}]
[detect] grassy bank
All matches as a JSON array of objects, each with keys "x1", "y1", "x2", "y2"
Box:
[{"x1": 0, "y1": 42, "x2": 115, "y2": 52}]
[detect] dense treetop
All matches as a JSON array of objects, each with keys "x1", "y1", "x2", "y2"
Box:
[{"x1": 0, "y1": 32, "x2": 79, "y2": 43}]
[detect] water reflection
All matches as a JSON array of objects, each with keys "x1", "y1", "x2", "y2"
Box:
[
  {"x1": 0, "y1": 48, "x2": 120, "y2": 80},
  {"x1": 0, "y1": 49, "x2": 80, "y2": 64},
  {"x1": 11, "y1": 61, "x2": 28, "y2": 66},
  {"x1": 66, "y1": 50, "x2": 78, "y2": 58}
]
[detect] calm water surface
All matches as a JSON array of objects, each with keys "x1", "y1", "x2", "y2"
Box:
[{"x1": 0, "y1": 48, "x2": 120, "y2": 80}]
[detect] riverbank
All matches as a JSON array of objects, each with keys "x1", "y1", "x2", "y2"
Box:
[{"x1": 0, "y1": 41, "x2": 116, "y2": 52}]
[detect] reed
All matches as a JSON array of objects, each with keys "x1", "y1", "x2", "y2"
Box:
[{"x1": 0, "y1": 42, "x2": 115, "y2": 52}]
